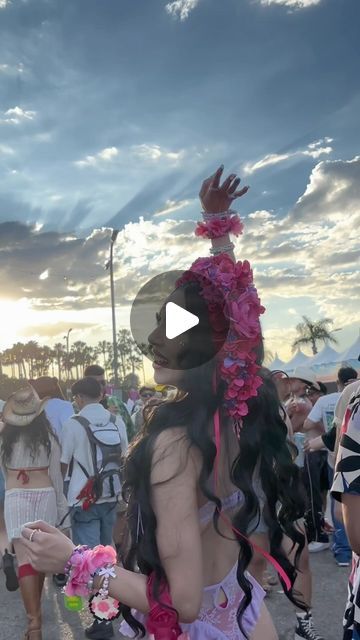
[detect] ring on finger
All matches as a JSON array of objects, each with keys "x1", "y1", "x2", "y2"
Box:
[{"x1": 29, "y1": 529, "x2": 38, "y2": 543}]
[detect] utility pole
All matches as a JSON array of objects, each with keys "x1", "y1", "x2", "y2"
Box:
[
  {"x1": 106, "y1": 230, "x2": 120, "y2": 391},
  {"x1": 64, "y1": 329, "x2": 72, "y2": 400}
]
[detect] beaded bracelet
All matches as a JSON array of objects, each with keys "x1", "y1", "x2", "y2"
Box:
[
  {"x1": 202, "y1": 209, "x2": 237, "y2": 221},
  {"x1": 63, "y1": 545, "x2": 121, "y2": 622},
  {"x1": 210, "y1": 242, "x2": 235, "y2": 256}
]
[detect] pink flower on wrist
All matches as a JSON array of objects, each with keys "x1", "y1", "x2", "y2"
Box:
[{"x1": 195, "y1": 213, "x2": 244, "y2": 239}]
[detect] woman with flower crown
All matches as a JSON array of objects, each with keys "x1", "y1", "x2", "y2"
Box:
[{"x1": 21, "y1": 166, "x2": 306, "y2": 640}]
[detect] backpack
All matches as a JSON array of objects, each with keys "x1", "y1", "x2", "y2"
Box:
[{"x1": 72, "y1": 414, "x2": 123, "y2": 510}]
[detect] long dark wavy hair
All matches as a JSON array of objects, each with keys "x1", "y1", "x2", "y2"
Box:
[
  {"x1": 121, "y1": 282, "x2": 306, "y2": 637},
  {"x1": 0, "y1": 412, "x2": 55, "y2": 467}
]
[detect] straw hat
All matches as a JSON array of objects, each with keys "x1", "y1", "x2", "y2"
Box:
[{"x1": 2, "y1": 386, "x2": 48, "y2": 427}]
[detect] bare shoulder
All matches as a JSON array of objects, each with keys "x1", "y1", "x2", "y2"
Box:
[{"x1": 151, "y1": 427, "x2": 202, "y2": 486}]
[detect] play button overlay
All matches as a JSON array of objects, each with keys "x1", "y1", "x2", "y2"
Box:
[
  {"x1": 130, "y1": 270, "x2": 229, "y2": 371},
  {"x1": 165, "y1": 302, "x2": 199, "y2": 340}
]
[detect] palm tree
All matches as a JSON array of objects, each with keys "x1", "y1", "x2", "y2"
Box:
[
  {"x1": 96, "y1": 340, "x2": 112, "y2": 376},
  {"x1": 53, "y1": 343, "x2": 66, "y2": 380},
  {"x1": 2, "y1": 348, "x2": 16, "y2": 378},
  {"x1": 116, "y1": 329, "x2": 142, "y2": 378},
  {"x1": 23, "y1": 341, "x2": 40, "y2": 379},
  {"x1": 292, "y1": 316, "x2": 338, "y2": 355},
  {"x1": 12, "y1": 342, "x2": 27, "y2": 378},
  {"x1": 70, "y1": 342, "x2": 97, "y2": 378}
]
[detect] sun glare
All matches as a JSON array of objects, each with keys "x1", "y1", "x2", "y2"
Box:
[{"x1": 0, "y1": 298, "x2": 32, "y2": 349}]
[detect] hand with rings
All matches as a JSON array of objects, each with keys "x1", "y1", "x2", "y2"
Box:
[
  {"x1": 21, "y1": 520, "x2": 75, "y2": 573},
  {"x1": 199, "y1": 165, "x2": 249, "y2": 215},
  {"x1": 29, "y1": 529, "x2": 40, "y2": 543}
]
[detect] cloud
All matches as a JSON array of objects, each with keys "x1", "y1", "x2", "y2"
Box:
[
  {"x1": 153, "y1": 199, "x2": 192, "y2": 217},
  {"x1": 165, "y1": 0, "x2": 322, "y2": 19},
  {"x1": 165, "y1": 0, "x2": 200, "y2": 20},
  {"x1": 0, "y1": 144, "x2": 14, "y2": 155},
  {"x1": 258, "y1": 0, "x2": 322, "y2": 8},
  {"x1": 131, "y1": 144, "x2": 185, "y2": 163},
  {"x1": 243, "y1": 138, "x2": 333, "y2": 174},
  {"x1": 20, "y1": 321, "x2": 99, "y2": 340},
  {"x1": 74, "y1": 146, "x2": 119, "y2": 168},
  {"x1": 0, "y1": 0, "x2": 10, "y2": 8},
  {"x1": 0, "y1": 155, "x2": 359, "y2": 358},
  {"x1": 1, "y1": 106, "x2": 36, "y2": 125},
  {"x1": 0, "y1": 62, "x2": 24, "y2": 75},
  {"x1": 244, "y1": 153, "x2": 291, "y2": 174},
  {"x1": 291, "y1": 155, "x2": 360, "y2": 221}
]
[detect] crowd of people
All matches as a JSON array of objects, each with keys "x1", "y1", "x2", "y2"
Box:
[{"x1": 0, "y1": 166, "x2": 359, "y2": 640}]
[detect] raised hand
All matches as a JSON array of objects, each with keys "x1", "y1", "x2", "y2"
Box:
[
  {"x1": 21, "y1": 520, "x2": 75, "y2": 573},
  {"x1": 199, "y1": 165, "x2": 249, "y2": 214}
]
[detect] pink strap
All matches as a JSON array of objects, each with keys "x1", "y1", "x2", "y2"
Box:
[{"x1": 217, "y1": 509, "x2": 291, "y2": 591}]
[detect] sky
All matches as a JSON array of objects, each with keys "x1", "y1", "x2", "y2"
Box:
[{"x1": 0, "y1": 0, "x2": 359, "y2": 364}]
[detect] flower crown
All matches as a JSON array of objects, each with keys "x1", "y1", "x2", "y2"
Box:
[{"x1": 177, "y1": 232, "x2": 265, "y2": 424}]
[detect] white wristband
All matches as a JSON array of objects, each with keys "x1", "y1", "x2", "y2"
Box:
[
  {"x1": 210, "y1": 242, "x2": 235, "y2": 256},
  {"x1": 202, "y1": 209, "x2": 237, "y2": 222}
]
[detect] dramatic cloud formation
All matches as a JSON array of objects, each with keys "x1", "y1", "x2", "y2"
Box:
[
  {"x1": 1, "y1": 154, "x2": 359, "y2": 356},
  {"x1": 0, "y1": 0, "x2": 359, "y2": 358},
  {"x1": 243, "y1": 139, "x2": 333, "y2": 174}
]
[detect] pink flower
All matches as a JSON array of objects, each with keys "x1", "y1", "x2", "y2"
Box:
[
  {"x1": 195, "y1": 215, "x2": 244, "y2": 240},
  {"x1": 176, "y1": 249, "x2": 265, "y2": 425},
  {"x1": 90, "y1": 594, "x2": 121, "y2": 621},
  {"x1": 87, "y1": 545, "x2": 116, "y2": 574},
  {"x1": 230, "y1": 215, "x2": 244, "y2": 236}
]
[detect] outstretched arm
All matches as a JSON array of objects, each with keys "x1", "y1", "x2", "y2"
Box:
[{"x1": 199, "y1": 165, "x2": 249, "y2": 261}]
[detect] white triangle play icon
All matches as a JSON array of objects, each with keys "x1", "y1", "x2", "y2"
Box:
[{"x1": 165, "y1": 302, "x2": 199, "y2": 340}]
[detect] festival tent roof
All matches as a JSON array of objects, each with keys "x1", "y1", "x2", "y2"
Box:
[
  {"x1": 283, "y1": 349, "x2": 311, "y2": 372},
  {"x1": 269, "y1": 353, "x2": 287, "y2": 371},
  {"x1": 308, "y1": 344, "x2": 340, "y2": 367},
  {"x1": 337, "y1": 334, "x2": 360, "y2": 363}
]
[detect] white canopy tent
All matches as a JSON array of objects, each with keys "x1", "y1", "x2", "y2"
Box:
[
  {"x1": 309, "y1": 344, "x2": 340, "y2": 368},
  {"x1": 337, "y1": 334, "x2": 360, "y2": 364},
  {"x1": 283, "y1": 349, "x2": 311, "y2": 373},
  {"x1": 269, "y1": 353, "x2": 287, "y2": 371}
]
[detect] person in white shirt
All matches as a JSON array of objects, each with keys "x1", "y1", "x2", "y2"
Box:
[
  {"x1": 303, "y1": 367, "x2": 357, "y2": 555},
  {"x1": 61, "y1": 377, "x2": 128, "y2": 640},
  {"x1": 29, "y1": 377, "x2": 74, "y2": 439},
  {"x1": 61, "y1": 377, "x2": 128, "y2": 545}
]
